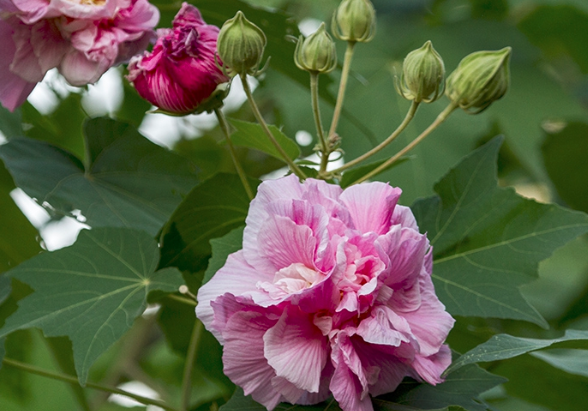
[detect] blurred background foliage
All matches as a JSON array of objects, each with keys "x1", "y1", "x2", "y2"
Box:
[{"x1": 1, "y1": 0, "x2": 588, "y2": 410}]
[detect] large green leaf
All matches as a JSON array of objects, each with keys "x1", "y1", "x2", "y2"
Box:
[
  {"x1": 411, "y1": 137, "x2": 588, "y2": 326},
  {"x1": 541, "y1": 122, "x2": 588, "y2": 213},
  {"x1": 0, "y1": 337, "x2": 4, "y2": 370},
  {"x1": 221, "y1": 388, "x2": 343, "y2": 411},
  {"x1": 531, "y1": 348, "x2": 588, "y2": 378},
  {"x1": 0, "y1": 118, "x2": 200, "y2": 236},
  {"x1": 228, "y1": 119, "x2": 300, "y2": 161},
  {"x1": 0, "y1": 277, "x2": 9, "y2": 306},
  {"x1": 202, "y1": 226, "x2": 244, "y2": 285},
  {"x1": 375, "y1": 364, "x2": 505, "y2": 411},
  {"x1": 445, "y1": 329, "x2": 588, "y2": 374},
  {"x1": 0, "y1": 106, "x2": 23, "y2": 138},
  {"x1": 160, "y1": 173, "x2": 258, "y2": 273},
  {"x1": 0, "y1": 228, "x2": 184, "y2": 385}
]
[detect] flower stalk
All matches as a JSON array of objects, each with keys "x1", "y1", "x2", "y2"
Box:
[
  {"x1": 214, "y1": 108, "x2": 254, "y2": 200},
  {"x1": 326, "y1": 100, "x2": 420, "y2": 177},
  {"x1": 351, "y1": 101, "x2": 458, "y2": 185},
  {"x1": 310, "y1": 73, "x2": 330, "y2": 173},
  {"x1": 240, "y1": 73, "x2": 307, "y2": 179},
  {"x1": 2, "y1": 358, "x2": 178, "y2": 411},
  {"x1": 328, "y1": 41, "x2": 356, "y2": 141},
  {"x1": 180, "y1": 320, "x2": 204, "y2": 411}
]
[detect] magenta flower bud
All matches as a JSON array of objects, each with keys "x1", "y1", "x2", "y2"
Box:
[{"x1": 127, "y1": 3, "x2": 230, "y2": 115}]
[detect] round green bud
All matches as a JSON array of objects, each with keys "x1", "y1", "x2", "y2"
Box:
[
  {"x1": 294, "y1": 23, "x2": 337, "y2": 74},
  {"x1": 396, "y1": 40, "x2": 445, "y2": 103},
  {"x1": 332, "y1": 0, "x2": 376, "y2": 43},
  {"x1": 446, "y1": 47, "x2": 512, "y2": 114},
  {"x1": 217, "y1": 11, "x2": 267, "y2": 77}
]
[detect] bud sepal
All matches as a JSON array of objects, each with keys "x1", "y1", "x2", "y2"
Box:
[
  {"x1": 294, "y1": 23, "x2": 337, "y2": 74},
  {"x1": 396, "y1": 40, "x2": 445, "y2": 103},
  {"x1": 332, "y1": 0, "x2": 376, "y2": 43}
]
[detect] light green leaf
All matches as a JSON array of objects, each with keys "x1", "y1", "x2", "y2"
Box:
[
  {"x1": 375, "y1": 364, "x2": 505, "y2": 411},
  {"x1": 0, "y1": 228, "x2": 184, "y2": 385},
  {"x1": 530, "y1": 348, "x2": 588, "y2": 378},
  {"x1": 0, "y1": 106, "x2": 23, "y2": 138},
  {"x1": 160, "y1": 173, "x2": 257, "y2": 273},
  {"x1": 203, "y1": 227, "x2": 244, "y2": 286},
  {"x1": 446, "y1": 329, "x2": 588, "y2": 374},
  {"x1": 228, "y1": 119, "x2": 300, "y2": 161},
  {"x1": 411, "y1": 137, "x2": 588, "y2": 326},
  {"x1": 0, "y1": 118, "x2": 200, "y2": 236}
]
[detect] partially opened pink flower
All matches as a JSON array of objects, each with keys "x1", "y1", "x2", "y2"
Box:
[
  {"x1": 197, "y1": 175, "x2": 455, "y2": 411},
  {"x1": 0, "y1": 0, "x2": 159, "y2": 111},
  {"x1": 126, "y1": 3, "x2": 230, "y2": 114}
]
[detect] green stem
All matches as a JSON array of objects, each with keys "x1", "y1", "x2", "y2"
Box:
[
  {"x1": 167, "y1": 294, "x2": 197, "y2": 307},
  {"x1": 2, "y1": 358, "x2": 178, "y2": 411},
  {"x1": 180, "y1": 320, "x2": 204, "y2": 411},
  {"x1": 240, "y1": 74, "x2": 307, "y2": 179},
  {"x1": 328, "y1": 41, "x2": 356, "y2": 140},
  {"x1": 215, "y1": 108, "x2": 254, "y2": 201},
  {"x1": 329, "y1": 100, "x2": 420, "y2": 176},
  {"x1": 351, "y1": 102, "x2": 458, "y2": 185},
  {"x1": 310, "y1": 73, "x2": 330, "y2": 173}
]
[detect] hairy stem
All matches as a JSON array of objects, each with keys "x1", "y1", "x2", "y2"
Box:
[
  {"x1": 180, "y1": 320, "x2": 204, "y2": 411},
  {"x1": 215, "y1": 108, "x2": 254, "y2": 200},
  {"x1": 328, "y1": 42, "x2": 356, "y2": 140},
  {"x1": 351, "y1": 102, "x2": 458, "y2": 185},
  {"x1": 240, "y1": 74, "x2": 306, "y2": 179},
  {"x1": 329, "y1": 101, "x2": 420, "y2": 176},
  {"x1": 310, "y1": 73, "x2": 330, "y2": 173},
  {"x1": 2, "y1": 358, "x2": 178, "y2": 411}
]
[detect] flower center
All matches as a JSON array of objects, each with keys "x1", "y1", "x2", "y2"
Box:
[
  {"x1": 273, "y1": 263, "x2": 324, "y2": 294},
  {"x1": 71, "y1": 0, "x2": 106, "y2": 5}
]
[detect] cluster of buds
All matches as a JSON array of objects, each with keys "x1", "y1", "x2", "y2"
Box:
[{"x1": 397, "y1": 41, "x2": 511, "y2": 112}]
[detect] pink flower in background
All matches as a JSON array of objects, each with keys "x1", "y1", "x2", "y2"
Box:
[
  {"x1": 0, "y1": 0, "x2": 159, "y2": 111},
  {"x1": 126, "y1": 3, "x2": 229, "y2": 114},
  {"x1": 197, "y1": 175, "x2": 455, "y2": 411}
]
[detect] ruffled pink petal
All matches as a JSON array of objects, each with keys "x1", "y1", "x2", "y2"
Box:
[
  {"x1": 411, "y1": 344, "x2": 452, "y2": 385},
  {"x1": 59, "y1": 49, "x2": 108, "y2": 85},
  {"x1": 264, "y1": 306, "x2": 328, "y2": 393},
  {"x1": 339, "y1": 182, "x2": 402, "y2": 235},
  {"x1": 196, "y1": 251, "x2": 274, "y2": 338},
  {"x1": 31, "y1": 19, "x2": 69, "y2": 74},
  {"x1": 222, "y1": 310, "x2": 282, "y2": 410},
  {"x1": 50, "y1": 0, "x2": 119, "y2": 19},
  {"x1": 356, "y1": 305, "x2": 412, "y2": 347},
  {"x1": 9, "y1": 20, "x2": 44, "y2": 83},
  {"x1": 10, "y1": 0, "x2": 53, "y2": 23},
  {"x1": 391, "y1": 205, "x2": 419, "y2": 230},
  {"x1": 401, "y1": 274, "x2": 455, "y2": 356}
]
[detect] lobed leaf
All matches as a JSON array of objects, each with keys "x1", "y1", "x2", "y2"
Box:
[
  {"x1": 530, "y1": 348, "x2": 588, "y2": 378},
  {"x1": 203, "y1": 226, "x2": 244, "y2": 285},
  {"x1": 445, "y1": 329, "x2": 588, "y2": 374},
  {"x1": 0, "y1": 118, "x2": 199, "y2": 236},
  {"x1": 412, "y1": 137, "x2": 588, "y2": 326},
  {"x1": 0, "y1": 228, "x2": 184, "y2": 385}
]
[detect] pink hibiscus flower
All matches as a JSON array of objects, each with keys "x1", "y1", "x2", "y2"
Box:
[
  {"x1": 0, "y1": 0, "x2": 159, "y2": 111},
  {"x1": 197, "y1": 175, "x2": 455, "y2": 411}
]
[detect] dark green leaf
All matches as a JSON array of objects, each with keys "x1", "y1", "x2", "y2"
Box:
[
  {"x1": 375, "y1": 364, "x2": 505, "y2": 411},
  {"x1": 0, "y1": 228, "x2": 184, "y2": 385},
  {"x1": 229, "y1": 119, "x2": 300, "y2": 161},
  {"x1": 0, "y1": 337, "x2": 4, "y2": 371},
  {"x1": 411, "y1": 137, "x2": 588, "y2": 326},
  {"x1": 160, "y1": 173, "x2": 257, "y2": 273},
  {"x1": 518, "y1": 5, "x2": 588, "y2": 73},
  {"x1": 493, "y1": 351, "x2": 588, "y2": 411},
  {"x1": 203, "y1": 226, "x2": 244, "y2": 285},
  {"x1": 531, "y1": 348, "x2": 588, "y2": 378},
  {"x1": 220, "y1": 388, "x2": 342, "y2": 411},
  {"x1": 0, "y1": 277, "x2": 10, "y2": 306},
  {"x1": 0, "y1": 118, "x2": 200, "y2": 236},
  {"x1": 0, "y1": 106, "x2": 23, "y2": 138},
  {"x1": 0, "y1": 161, "x2": 41, "y2": 273},
  {"x1": 542, "y1": 122, "x2": 588, "y2": 213},
  {"x1": 446, "y1": 329, "x2": 588, "y2": 374},
  {"x1": 115, "y1": 80, "x2": 152, "y2": 128},
  {"x1": 339, "y1": 157, "x2": 410, "y2": 188}
]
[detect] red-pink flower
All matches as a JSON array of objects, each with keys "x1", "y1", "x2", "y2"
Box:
[
  {"x1": 197, "y1": 175, "x2": 455, "y2": 411},
  {"x1": 0, "y1": 0, "x2": 159, "y2": 111},
  {"x1": 126, "y1": 3, "x2": 230, "y2": 114}
]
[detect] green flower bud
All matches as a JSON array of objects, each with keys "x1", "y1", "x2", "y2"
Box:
[
  {"x1": 396, "y1": 40, "x2": 445, "y2": 103},
  {"x1": 446, "y1": 47, "x2": 512, "y2": 114},
  {"x1": 294, "y1": 23, "x2": 337, "y2": 74},
  {"x1": 332, "y1": 0, "x2": 376, "y2": 43},
  {"x1": 217, "y1": 11, "x2": 267, "y2": 77}
]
